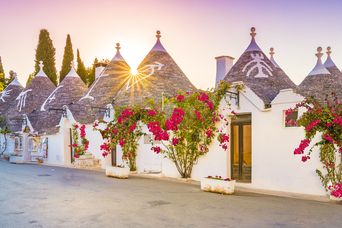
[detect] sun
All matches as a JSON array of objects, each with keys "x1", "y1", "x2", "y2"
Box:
[{"x1": 130, "y1": 68, "x2": 138, "y2": 75}]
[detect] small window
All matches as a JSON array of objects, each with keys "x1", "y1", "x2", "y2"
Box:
[{"x1": 284, "y1": 110, "x2": 298, "y2": 127}]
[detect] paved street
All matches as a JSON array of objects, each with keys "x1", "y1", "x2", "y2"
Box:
[{"x1": 0, "y1": 161, "x2": 341, "y2": 228}]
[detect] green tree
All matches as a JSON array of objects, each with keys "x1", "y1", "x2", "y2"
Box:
[
  {"x1": 0, "y1": 56, "x2": 5, "y2": 91},
  {"x1": 87, "y1": 58, "x2": 98, "y2": 86},
  {"x1": 76, "y1": 49, "x2": 88, "y2": 84},
  {"x1": 59, "y1": 34, "x2": 74, "y2": 83},
  {"x1": 34, "y1": 29, "x2": 58, "y2": 85},
  {"x1": 25, "y1": 73, "x2": 35, "y2": 87}
]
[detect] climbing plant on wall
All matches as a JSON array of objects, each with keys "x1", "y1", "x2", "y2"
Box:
[
  {"x1": 70, "y1": 123, "x2": 89, "y2": 158},
  {"x1": 287, "y1": 94, "x2": 342, "y2": 198}
]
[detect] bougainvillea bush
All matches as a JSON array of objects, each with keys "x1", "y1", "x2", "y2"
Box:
[
  {"x1": 143, "y1": 82, "x2": 233, "y2": 178},
  {"x1": 287, "y1": 94, "x2": 341, "y2": 198},
  {"x1": 70, "y1": 123, "x2": 89, "y2": 158},
  {"x1": 95, "y1": 107, "x2": 144, "y2": 171},
  {"x1": 97, "y1": 81, "x2": 235, "y2": 177}
]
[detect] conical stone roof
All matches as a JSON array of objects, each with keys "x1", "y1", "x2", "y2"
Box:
[
  {"x1": 30, "y1": 63, "x2": 88, "y2": 134},
  {"x1": 6, "y1": 61, "x2": 56, "y2": 132},
  {"x1": 324, "y1": 47, "x2": 342, "y2": 78},
  {"x1": 0, "y1": 75, "x2": 24, "y2": 116},
  {"x1": 113, "y1": 31, "x2": 196, "y2": 107},
  {"x1": 71, "y1": 43, "x2": 131, "y2": 124},
  {"x1": 224, "y1": 27, "x2": 296, "y2": 106},
  {"x1": 298, "y1": 47, "x2": 342, "y2": 102}
]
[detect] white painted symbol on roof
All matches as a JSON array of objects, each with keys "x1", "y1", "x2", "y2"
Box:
[
  {"x1": 125, "y1": 61, "x2": 164, "y2": 91},
  {"x1": 16, "y1": 89, "x2": 32, "y2": 112},
  {"x1": 242, "y1": 53, "x2": 273, "y2": 78},
  {"x1": 0, "y1": 89, "x2": 12, "y2": 102},
  {"x1": 40, "y1": 85, "x2": 64, "y2": 111}
]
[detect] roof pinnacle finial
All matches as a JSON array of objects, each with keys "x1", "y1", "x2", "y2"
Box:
[
  {"x1": 250, "y1": 27, "x2": 256, "y2": 38},
  {"x1": 326, "y1": 46, "x2": 332, "y2": 56},
  {"x1": 39, "y1": 60, "x2": 44, "y2": 69},
  {"x1": 156, "y1": 30, "x2": 161, "y2": 40},
  {"x1": 316, "y1": 46, "x2": 323, "y2": 59},
  {"x1": 116, "y1": 43, "x2": 121, "y2": 51},
  {"x1": 270, "y1": 47, "x2": 275, "y2": 57}
]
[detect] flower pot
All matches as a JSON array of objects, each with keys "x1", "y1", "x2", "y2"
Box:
[
  {"x1": 329, "y1": 195, "x2": 342, "y2": 201},
  {"x1": 200, "y1": 177, "x2": 236, "y2": 194},
  {"x1": 105, "y1": 166, "x2": 130, "y2": 179},
  {"x1": 9, "y1": 155, "x2": 25, "y2": 164}
]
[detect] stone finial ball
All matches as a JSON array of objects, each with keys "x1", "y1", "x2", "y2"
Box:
[
  {"x1": 327, "y1": 46, "x2": 331, "y2": 51},
  {"x1": 251, "y1": 27, "x2": 256, "y2": 32},
  {"x1": 270, "y1": 47, "x2": 274, "y2": 52},
  {"x1": 317, "y1": 47, "x2": 322, "y2": 53}
]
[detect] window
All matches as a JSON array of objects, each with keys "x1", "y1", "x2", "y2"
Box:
[{"x1": 284, "y1": 110, "x2": 298, "y2": 127}]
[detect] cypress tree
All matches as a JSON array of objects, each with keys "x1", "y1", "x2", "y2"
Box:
[
  {"x1": 34, "y1": 29, "x2": 58, "y2": 85},
  {"x1": 25, "y1": 73, "x2": 35, "y2": 87},
  {"x1": 0, "y1": 57, "x2": 5, "y2": 91},
  {"x1": 87, "y1": 58, "x2": 98, "y2": 86},
  {"x1": 76, "y1": 49, "x2": 88, "y2": 84},
  {"x1": 59, "y1": 34, "x2": 74, "y2": 82}
]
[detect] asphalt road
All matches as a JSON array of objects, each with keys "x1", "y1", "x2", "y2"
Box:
[{"x1": 0, "y1": 160, "x2": 341, "y2": 228}]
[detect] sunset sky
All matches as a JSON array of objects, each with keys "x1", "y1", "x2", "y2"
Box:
[{"x1": 0, "y1": 0, "x2": 341, "y2": 88}]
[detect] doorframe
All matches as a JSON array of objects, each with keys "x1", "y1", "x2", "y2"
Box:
[{"x1": 230, "y1": 114, "x2": 252, "y2": 182}]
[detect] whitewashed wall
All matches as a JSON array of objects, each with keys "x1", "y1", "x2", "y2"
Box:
[{"x1": 225, "y1": 87, "x2": 326, "y2": 196}]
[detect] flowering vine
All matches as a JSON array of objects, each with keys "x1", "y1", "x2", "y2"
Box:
[
  {"x1": 95, "y1": 107, "x2": 144, "y2": 171},
  {"x1": 70, "y1": 123, "x2": 89, "y2": 158},
  {"x1": 287, "y1": 94, "x2": 341, "y2": 198},
  {"x1": 142, "y1": 81, "x2": 234, "y2": 178},
  {"x1": 95, "y1": 81, "x2": 235, "y2": 177}
]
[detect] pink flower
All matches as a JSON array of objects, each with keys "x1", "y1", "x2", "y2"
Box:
[
  {"x1": 151, "y1": 146, "x2": 161, "y2": 154},
  {"x1": 294, "y1": 139, "x2": 311, "y2": 155},
  {"x1": 147, "y1": 110, "x2": 157, "y2": 116},
  {"x1": 112, "y1": 128, "x2": 118, "y2": 134},
  {"x1": 323, "y1": 134, "x2": 334, "y2": 144},
  {"x1": 205, "y1": 129, "x2": 213, "y2": 138},
  {"x1": 332, "y1": 116, "x2": 342, "y2": 126},
  {"x1": 100, "y1": 143, "x2": 110, "y2": 152},
  {"x1": 301, "y1": 155, "x2": 310, "y2": 162},
  {"x1": 102, "y1": 152, "x2": 108, "y2": 157},
  {"x1": 118, "y1": 116, "x2": 123, "y2": 124},
  {"x1": 74, "y1": 154, "x2": 80, "y2": 158},
  {"x1": 74, "y1": 124, "x2": 79, "y2": 129},
  {"x1": 231, "y1": 110, "x2": 237, "y2": 115},
  {"x1": 129, "y1": 123, "x2": 137, "y2": 132},
  {"x1": 119, "y1": 139, "x2": 125, "y2": 147},
  {"x1": 176, "y1": 94, "x2": 185, "y2": 102},
  {"x1": 305, "y1": 119, "x2": 321, "y2": 132},
  {"x1": 198, "y1": 92, "x2": 209, "y2": 102},
  {"x1": 121, "y1": 108, "x2": 134, "y2": 118},
  {"x1": 339, "y1": 147, "x2": 342, "y2": 154},
  {"x1": 172, "y1": 137, "x2": 179, "y2": 146},
  {"x1": 195, "y1": 110, "x2": 202, "y2": 121}
]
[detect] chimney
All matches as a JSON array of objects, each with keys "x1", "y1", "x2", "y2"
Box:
[
  {"x1": 215, "y1": 56, "x2": 234, "y2": 86},
  {"x1": 95, "y1": 62, "x2": 108, "y2": 79}
]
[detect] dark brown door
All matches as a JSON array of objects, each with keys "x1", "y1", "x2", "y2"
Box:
[{"x1": 231, "y1": 114, "x2": 252, "y2": 182}]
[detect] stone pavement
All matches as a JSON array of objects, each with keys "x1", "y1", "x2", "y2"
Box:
[{"x1": 0, "y1": 160, "x2": 341, "y2": 228}]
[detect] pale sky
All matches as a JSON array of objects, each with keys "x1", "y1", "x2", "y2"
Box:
[{"x1": 0, "y1": 0, "x2": 342, "y2": 88}]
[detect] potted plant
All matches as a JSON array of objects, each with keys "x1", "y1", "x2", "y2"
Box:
[
  {"x1": 201, "y1": 176, "x2": 236, "y2": 194},
  {"x1": 105, "y1": 164, "x2": 130, "y2": 179}
]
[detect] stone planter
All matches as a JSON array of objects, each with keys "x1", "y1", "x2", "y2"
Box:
[
  {"x1": 106, "y1": 166, "x2": 130, "y2": 179},
  {"x1": 200, "y1": 177, "x2": 236, "y2": 194},
  {"x1": 329, "y1": 195, "x2": 342, "y2": 201},
  {"x1": 9, "y1": 155, "x2": 25, "y2": 164},
  {"x1": 73, "y1": 153, "x2": 100, "y2": 169}
]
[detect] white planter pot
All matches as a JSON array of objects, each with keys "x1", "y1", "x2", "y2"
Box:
[
  {"x1": 106, "y1": 166, "x2": 130, "y2": 179},
  {"x1": 9, "y1": 155, "x2": 25, "y2": 164},
  {"x1": 201, "y1": 177, "x2": 236, "y2": 194},
  {"x1": 329, "y1": 195, "x2": 342, "y2": 201}
]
